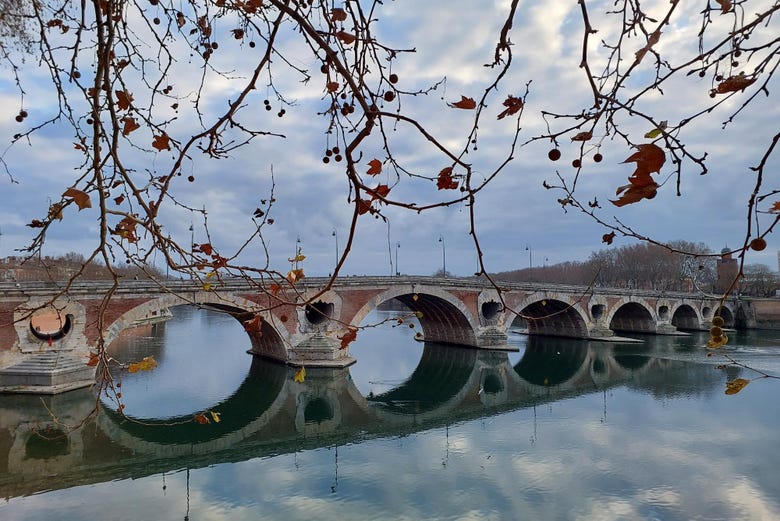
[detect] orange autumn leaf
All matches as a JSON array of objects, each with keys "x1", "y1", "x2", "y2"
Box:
[
  {"x1": 113, "y1": 215, "x2": 139, "y2": 242},
  {"x1": 63, "y1": 187, "x2": 92, "y2": 210},
  {"x1": 121, "y1": 116, "x2": 140, "y2": 136},
  {"x1": 357, "y1": 198, "x2": 373, "y2": 215},
  {"x1": 497, "y1": 95, "x2": 524, "y2": 120},
  {"x1": 602, "y1": 231, "x2": 616, "y2": 245},
  {"x1": 769, "y1": 201, "x2": 780, "y2": 213},
  {"x1": 611, "y1": 181, "x2": 658, "y2": 207},
  {"x1": 326, "y1": 81, "x2": 340, "y2": 93},
  {"x1": 339, "y1": 328, "x2": 357, "y2": 349},
  {"x1": 115, "y1": 90, "x2": 133, "y2": 110},
  {"x1": 436, "y1": 167, "x2": 458, "y2": 190},
  {"x1": 86, "y1": 352, "x2": 100, "y2": 366},
  {"x1": 715, "y1": 0, "x2": 732, "y2": 13},
  {"x1": 331, "y1": 7, "x2": 347, "y2": 22},
  {"x1": 152, "y1": 134, "x2": 171, "y2": 151},
  {"x1": 336, "y1": 30, "x2": 357, "y2": 45},
  {"x1": 194, "y1": 413, "x2": 210, "y2": 424},
  {"x1": 127, "y1": 355, "x2": 157, "y2": 373},
  {"x1": 197, "y1": 242, "x2": 213, "y2": 255},
  {"x1": 243, "y1": 314, "x2": 263, "y2": 335},
  {"x1": 368, "y1": 184, "x2": 390, "y2": 201},
  {"x1": 286, "y1": 268, "x2": 305, "y2": 284},
  {"x1": 449, "y1": 95, "x2": 476, "y2": 110},
  {"x1": 366, "y1": 158, "x2": 382, "y2": 176},
  {"x1": 623, "y1": 143, "x2": 665, "y2": 177},
  {"x1": 269, "y1": 283, "x2": 281, "y2": 296},
  {"x1": 715, "y1": 73, "x2": 756, "y2": 94}
]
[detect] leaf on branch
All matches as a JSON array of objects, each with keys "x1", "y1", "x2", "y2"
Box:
[
  {"x1": 114, "y1": 194, "x2": 124, "y2": 206},
  {"x1": 436, "y1": 167, "x2": 459, "y2": 190},
  {"x1": 27, "y1": 219, "x2": 45, "y2": 228},
  {"x1": 243, "y1": 314, "x2": 263, "y2": 335},
  {"x1": 602, "y1": 232, "x2": 616, "y2": 245},
  {"x1": 121, "y1": 117, "x2": 140, "y2": 136},
  {"x1": 231, "y1": 28, "x2": 244, "y2": 39},
  {"x1": 449, "y1": 96, "x2": 476, "y2": 110},
  {"x1": 339, "y1": 328, "x2": 358, "y2": 349},
  {"x1": 714, "y1": 73, "x2": 756, "y2": 94},
  {"x1": 644, "y1": 121, "x2": 667, "y2": 139},
  {"x1": 63, "y1": 187, "x2": 92, "y2": 210},
  {"x1": 715, "y1": 0, "x2": 732, "y2": 13},
  {"x1": 194, "y1": 413, "x2": 210, "y2": 424},
  {"x1": 198, "y1": 243, "x2": 214, "y2": 255},
  {"x1": 611, "y1": 181, "x2": 658, "y2": 207},
  {"x1": 128, "y1": 355, "x2": 157, "y2": 373},
  {"x1": 725, "y1": 378, "x2": 749, "y2": 395},
  {"x1": 152, "y1": 134, "x2": 171, "y2": 151},
  {"x1": 497, "y1": 95, "x2": 523, "y2": 119},
  {"x1": 623, "y1": 143, "x2": 666, "y2": 176},
  {"x1": 288, "y1": 253, "x2": 306, "y2": 263},
  {"x1": 571, "y1": 131, "x2": 593, "y2": 142},
  {"x1": 366, "y1": 158, "x2": 383, "y2": 176},
  {"x1": 86, "y1": 351, "x2": 100, "y2": 366},
  {"x1": 115, "y1": 90, "x2": 133, "y2": 110},
  {"x1": 293, "y1": 366, "x2": 306, "y2": 383},
  {"x1": 331, "y1": 8, "x2": 347, "y2": 22},
  {"x1": 368, "y1": 184, "x2": 390, "y2": 201},
  {"x1": 357, "y1": 198, "x2": 373, "y2": 215},
  {"x1": 48, "y1": 202, "x2": 64, "y2": 221},
  {"x1": 287, "y1": 268, "x2": 305, "y2": 284},
  {"x1": 113, "y1": 215, "x2": 139, "y2": 243},
  {"x1": 269, "y1": 283, "x2": 281, "y2": 296},
  {"x1": 336, "y1": 30, "x2": 357, "y2": 45},
  {"x1": 210, "y1": 411, "x2": 221, "y2": 423},
  {"x1": 326, "y1": 81, "x2": 340, "y2": 93},
  {"x1": 769, "y1": 201, "x2": 780, "y2": 213},
  {"x1": 635, "y1": 30, "x2": 661, "y2": 64}
]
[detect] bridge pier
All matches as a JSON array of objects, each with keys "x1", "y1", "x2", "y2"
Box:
[{"x1": 286, "y1": 333, "x2": 356, "y2": 368}]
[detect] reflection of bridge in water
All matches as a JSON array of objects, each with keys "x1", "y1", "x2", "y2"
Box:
[{"x1": 0, "y1": 338, "x2": 723, "y2": 499}]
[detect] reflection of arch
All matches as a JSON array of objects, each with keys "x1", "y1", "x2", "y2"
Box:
[
  {"x1": 367, "y1": 344, "x2": 477, "y2": 413},
  {"x1": 100, "y1": 356, "x2": 287, "y2": 446},
  {"x1": 519, "y1": 299, "x2": 588, "y2": 338},
  {"x1": 614, "y1": 354, "x2": 651, "y2": 371},
  {"x1": 513, "y1": 336, "x2": 589, "y2": 386},
  {"x1": 609, "y1": 302, "x2": 655, "y2": 333},
  {"x1": 671, "y1": 304, "x2": 700, "y2": 330}
]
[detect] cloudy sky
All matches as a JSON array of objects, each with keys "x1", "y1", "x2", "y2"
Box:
[{"x1": 0, "y1": 0, "x2": 778, "y2": 278}]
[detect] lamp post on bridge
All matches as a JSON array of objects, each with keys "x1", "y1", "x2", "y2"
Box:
[
  {"x1": 395, "y1": 241, "x2": 400, "y2": 276},
  {"x1": 525, "y1": 244, "x2": 533, "y2": 269},
  {"x1": 438, "y1": 235, "x2": 446, "y2": 277},
  {"x1": 332, "y1": 228, "x2": 339, "y2": 270}
]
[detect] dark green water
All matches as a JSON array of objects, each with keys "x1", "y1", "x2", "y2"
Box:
[{"x1": 1, "y1": 306, "x2": 778, "y2": 520}]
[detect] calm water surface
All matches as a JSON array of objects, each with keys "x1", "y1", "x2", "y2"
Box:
[{"x1": 1, "y1": 306, "x2": 779, "y2": 520}]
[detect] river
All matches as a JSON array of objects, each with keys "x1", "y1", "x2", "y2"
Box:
[{"x1": 1, "y1": 305, "x2": 779, "y2": 520}]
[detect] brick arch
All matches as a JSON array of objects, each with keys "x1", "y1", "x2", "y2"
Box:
[
  {"x1": 671, "y1": 303, "x2": 702, "y2": 330},
  {"x1": 607, "y1": 299, "x2": 656, "y2": 333},
  {"x1": 347, "y1": 285, "x2": 480, "y2": 346},
  {"x1": 510, "y1": 296, "x2": 589, "y2": 338},
  {"x1": 105, "y1": 293, "x2": 289, "y2": 362}
]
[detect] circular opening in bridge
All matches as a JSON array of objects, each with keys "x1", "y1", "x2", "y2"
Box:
[
  {"x1": 25, "y1": 428, "x2": 70, "y2": 460},
  {"x1": 29, "y1": 311, "x2": 72, "y2": 341},
  {"x1": 658, "y1": 305, "x2": 669, "y2": 320},
  {"x1": 305, "y1": 301, "x2": 334, "y2": 325},
  {"x1": 304, "y1": 397, "x2": 334, "y2": 424},
  {"x1": 592, "y1": 357, "x2": 607, "y2": 374},
  {"x1": 702, "y1": 306, "x2": 711, "y2": 319},
  {"x1": 481, "y1": 301, "x2": 502, "y2": 321},
  {"x1": 591, "y1": 304, "x2": 605, "y2": 320}
]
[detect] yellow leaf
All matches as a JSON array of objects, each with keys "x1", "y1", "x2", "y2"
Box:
[
  {"x1": 127, "y1": 355, "x2": 157, "y2": 373},
  {"x1": 205, "y1": 271, "x2": 216, "y2": 279},
  {"x1": 725, "y1": 378, "x2": 750, "y2": 395},
  {"x1": 293, "y1": 366, "x2": 306, "y2": 383},
  {"x1": 203, "y1": 282, "x2": 212, "y2": 291},
  {"x1": 707, "y1": 334, "x2": 728, "y2": 349},
  {"x1": 210, "y1": 411, "x2": 221, "y2": 423}
]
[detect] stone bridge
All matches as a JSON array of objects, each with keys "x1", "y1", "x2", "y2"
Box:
[
  {"x1": 0, "y1": 340, "x2": 725, "y2": 499},
  {"x1": 0, "y1": 276, "x2": 745, "y2": 392}
]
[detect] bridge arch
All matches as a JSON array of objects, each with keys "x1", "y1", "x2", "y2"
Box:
[
  {"x1": 671, "y1": 303, "x2": 701, "y2": 330},
  {"x1": 348, "y1": 285, "x2": 480, "y2": 346},
  {"x1": 511, "y1": 297, "x2": 589, "y2": 338},
  {"x1": 105, "y1": 293, "x2": 288, "y2": 362},
  {"x1": 607, "y1": 299, "x2": 656, "y2": 333}
]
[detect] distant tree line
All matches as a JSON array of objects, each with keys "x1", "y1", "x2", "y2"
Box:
[
  {"x1": 491, "y1": 241, "x2": 779, "y2": 297},
  {"x1": 1, "y1": 252, "x2": 165, "y2": 282}
]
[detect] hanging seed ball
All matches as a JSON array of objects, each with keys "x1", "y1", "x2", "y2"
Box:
[
  {"x1": 187, "y1": 175, "x2": 195, "y2": 182},
  {"x1": 594, "y1": 153, "x2": 603, "y2": 163},
  {"x1": 323, "y1": 156, "x2": 330, "y2": 164},
  {"x1": 750, "y1": 237, "x2": 767, "y2": 251},
  {"x1": 572, "y1": 158, "x2": 582, "y2": 168},
  {"x1": 548, "y1": 148, "x2": 561, "y2": 161},
  {"x1": 384, "y1": 91, "x2": 395, "y2": 102},
  {"x1": 389, "y1": 73, "x2": 399, "y2": 84}
]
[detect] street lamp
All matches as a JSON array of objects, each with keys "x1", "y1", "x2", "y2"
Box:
[
  {"x1": 332, "y1": 228, "x2": 339, "y2": 269},
  {"x1": 525, "y1": 244, "x2": 533, "y2": 269},
  {"x1": 395, "y1": 241, "x2": 400, "y2": 276},
  {"x1": 295, "y1": 235, "x2": 302, "y2": 268},
  {"x1": 438, "y1": 235, "x2": 446, "y2": 277}
]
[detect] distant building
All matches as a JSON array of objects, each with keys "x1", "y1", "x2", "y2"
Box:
[{"x1": 715, "y1": 247, "x2": 739, "y2": 294}]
